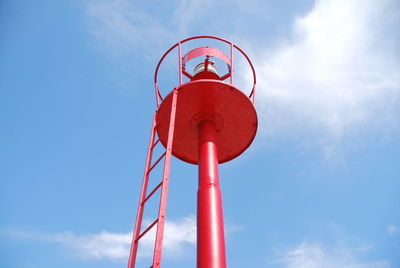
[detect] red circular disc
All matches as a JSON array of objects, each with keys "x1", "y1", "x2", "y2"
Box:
[{"x1": 156, "y1": 79, "x2": 257, "y2": 164}]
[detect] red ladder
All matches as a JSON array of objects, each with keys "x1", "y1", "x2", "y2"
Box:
[{"x1": 128, "y1": 89, "x2": 178, "y2": 268}]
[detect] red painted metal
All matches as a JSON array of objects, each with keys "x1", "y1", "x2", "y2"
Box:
[
  {"x1": 154, "y1": 35, "x2": 257, "y2": 108},
  {"x1": 182, "y1": 46, "x2": 231, "y2": 65},
  {"x1": 181, "y1": 46, "x2": 232, "y2": 81},
  {"x1": 128, "y1": 114, "x2": 156, "y2": 268},
  {"x1": 156, "y1": 80, "x2": 257, "y2": 164},
  {"x1": 229, "y1": 42, "x2": 234, "y2": 84},
  {"x1": 137, "y1": 218, "x2": 158, "y2": 241},
  {"x1": 178, "y1": 43, "x2": 183, "y2": 86},
  {"x1": 197, "y1": 119, "x2": 227, "y2": 268},
  {"x1": 128, "y1": 89, "x2": 178, "y2": 268},
  {"x1": 152, "y1": 88, "x2": 178, "y2": 268},
  {"x1": 128, "y1": 36, "x2": 257, "y2": 268}
]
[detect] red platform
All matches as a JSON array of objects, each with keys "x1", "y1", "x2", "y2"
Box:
[{"x1": 156, "y1": 79, "x2": 257, "y2": 164}]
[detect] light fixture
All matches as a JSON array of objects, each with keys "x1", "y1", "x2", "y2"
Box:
[{"x1": 194, "y1": 60, "x2": 218, "y2": 76}]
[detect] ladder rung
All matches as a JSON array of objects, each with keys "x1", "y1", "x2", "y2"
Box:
[
  {"x1": 151, "y1": 138, "x2": 160, "y2": 149},
  {"x1": 142, "y1": 181, "x2": 163, "y2": 205},
  {"x1": 136, "y1": 218, "x2": 158, "y2": 242},
  {"x1": 147, "y1": 152, "x2": 166, "y2": 174}
]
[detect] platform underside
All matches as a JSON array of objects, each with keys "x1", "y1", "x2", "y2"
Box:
[{"x1": 156, "y1": 79, "x2": 257, "y2": 164}]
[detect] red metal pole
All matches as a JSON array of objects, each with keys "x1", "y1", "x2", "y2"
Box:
[{"x1": 197, "y1": 119, "x2": 227, "y2": 268}]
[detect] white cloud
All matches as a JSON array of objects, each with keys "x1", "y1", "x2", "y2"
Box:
[
  {"x1": 83, "y1": 0, "x2": 270, "y2": 55},
  {"x1": 138, "y1": 215, "x2": 196, "y2": 258},
  {"x1": 386, "y1": 225, "x2": 399, "y2": 235},
  {"x1": 6, "y1": 216, "x2": 196, "y2": 261},
  {"x1": 50, "y1": 230, "x2": 131, "y2": 260},
  {"x1": 254, "y1": 0, "x2": 400, "y2": 151},
  {"x1": 172, "y1": 0, "x2": 215, "y2": 34},
  {"x1": 84, "y1": 0, "x2": 174, "y2": 59},
  {"x1": 82, "y1": 0, "x2": 400, "y2": 155},
  {"x1": 273, "y1": 241, "x2": 390, "y2": 268}
]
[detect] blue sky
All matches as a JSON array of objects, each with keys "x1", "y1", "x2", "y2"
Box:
[{"x1": 0, "y1": 0, "x2": 399, "y2": 267}]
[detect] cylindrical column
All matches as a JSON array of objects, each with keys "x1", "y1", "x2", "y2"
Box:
[{"x1": 197, "y1": 119, "x2": 227, "y2": 268}]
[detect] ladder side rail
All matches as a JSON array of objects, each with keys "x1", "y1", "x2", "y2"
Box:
[
  {"x1": 152, "y1": 88, "x2": 179, "y2": 268},
  {"x1": 178, "y1": 42, "x2": 183, "y2": 86},
  {"x1": 230, "y1": 42, "x2": 234, "y2": 85},
  {"x1": 128, "y1": 114, "x2": 158, "y2": 268}
]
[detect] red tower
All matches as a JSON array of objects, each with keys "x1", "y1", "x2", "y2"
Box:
[{"x1": 128, "y1": 36, "x2": 257, "y2": 268}]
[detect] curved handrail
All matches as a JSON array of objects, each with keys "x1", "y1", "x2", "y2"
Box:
[
  {"x1": 182, "y1": 47, "x2": 231, "y2": 65},
  {"x1": 154, "y1": 36, "x2": 256, "y2": 107}
]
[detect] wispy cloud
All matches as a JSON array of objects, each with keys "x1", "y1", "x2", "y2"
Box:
[
  {"x1": 82, "y1": 0, "x2": 400, "y2": 156},
  {"x1": 83, "y1": 0, "x2": 271, "y2": 56},
  {"x1": 253, "y1": 0, "x2": 400, "y2": 154},
  {"x1": 84, "y1": 0, "x2": 174, "y2": 59},
  {"x1": 386, "y1": 225, "x2": 399, "y2": 236},
  {"x1": 5, "y1": 216, "x2": 196, "y2": 261},
  {"x1": 272, "y1": 241, "x2": 390, "y2": 268}
]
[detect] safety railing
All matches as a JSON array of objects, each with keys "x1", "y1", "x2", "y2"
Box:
[{"x1": 153, "y1": 35, "x2": 257, "y2": 108}]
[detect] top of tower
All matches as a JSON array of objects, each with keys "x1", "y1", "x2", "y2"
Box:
[
  {"x1": 154, "y1": 36, "x2": 258, "y2": 164},
  {"x1": 153, "y1": 36, "x2": 256, "y2": 107}
]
